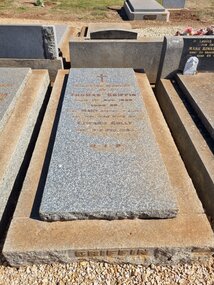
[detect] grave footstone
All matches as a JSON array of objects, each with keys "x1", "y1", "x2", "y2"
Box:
[
  {"x1": 39, "y1": 68, "x2": 178, "y2": 221},
  {"x1": 0, "y1": 68, "x2": 31, "y2": 133}
]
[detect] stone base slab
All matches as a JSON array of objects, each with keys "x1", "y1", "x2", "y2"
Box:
[
  {"x1": 3, "y1": 71, "x2": 214, "y2": 266},
  {"x1": 124, "y1": 1, "x2": 170, "y2": 21}
]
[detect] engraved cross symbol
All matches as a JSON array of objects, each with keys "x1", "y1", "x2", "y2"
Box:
[{"x1": 97, "y1": 74, "x2": 107, "y2": 83}]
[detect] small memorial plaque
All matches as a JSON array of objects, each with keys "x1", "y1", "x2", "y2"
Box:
[
  {"x1": 39, "y1": 68, "x2": 178, "y2": 221},
  {"x1": 0, "y1": 68, "x2": 31, "y2": 132}
]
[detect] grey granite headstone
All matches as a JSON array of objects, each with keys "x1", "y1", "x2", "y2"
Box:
[
  {"x1": 0, "y1": 25, "x2": 58, "y2": 59},
  {"x1": 127, "y1": 0, "x2": 165, "y2": 12},
  {"x1": 176, "y1": 73, "x2": 214, "y2": 140},
  {"x1": 156, "y1": 36, "x2": 214, "y2": 82},
  {"x1": 39, "y1": 68, "x2": 178, "y2": 221},
  {"x1": 0, "y1": 68, "x2": 31, "y2": 132}
]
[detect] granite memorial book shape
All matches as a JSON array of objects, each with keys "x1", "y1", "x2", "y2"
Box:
[{"x1": 39, "y1": 68, "x2": 178, "y2": 221}]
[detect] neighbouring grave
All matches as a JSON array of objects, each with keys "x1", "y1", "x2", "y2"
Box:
[
  {"x1": 39, "y1": 68, "x2": 177, "y2": 221},
  {"x1": 86, "y1": 23, "x2": 137, "y2": 39},
  {"x1": 124, "y1": 0, "x2": 169, "y2": 21},
  {"x1": 176, "y1": 73, "x2": 214, "y2": 140},
  {"x1": 3, "y1": 71, "x2": 214, "y2": 266},
  {"x1": 0, "y1": 68, "x2": 49, "y2": 232},
  {"x1": 0, "y1": 25, "x2": 63, "y2": 80},
  {"x1": 0, "y1": 68, "x2": 31, "y2": 133},
  {"x1": 157, "y1": 36, "x2": 214, "y2": 82}
]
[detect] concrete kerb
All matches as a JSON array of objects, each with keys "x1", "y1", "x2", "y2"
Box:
[{"x1": 2, "y1": 71, "x2": 214, "y2": 266}]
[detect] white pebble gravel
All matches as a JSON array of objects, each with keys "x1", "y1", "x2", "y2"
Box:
[{"x1": 0, "y1": 258, "x2": 214, "y2": 285}]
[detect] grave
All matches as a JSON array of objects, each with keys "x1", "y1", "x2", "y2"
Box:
[
  {"x1": 3, "y1": 70, "x2": 214, "y2": 266},
  {"x1": 176, "y1": 73, "x2": 214, "y2": 140},
  {"x1": 124, "y1": 0, "x2": 170, "y2": 21},
  {"x1": 39, "y1": 68, "x2": 177, "y2": 221},
  {"x1": 0, "y1": 25, "x2": 63, "y2": 80},
  {"x1": 0, "y1": 68, "x2": 49, "y2": 232},
  {"x1": 157, "y1": 36, "x2": 214, "y2": 82},
  {"x1": 86, "y1": 23, "x2": 137, "y2": 39}
]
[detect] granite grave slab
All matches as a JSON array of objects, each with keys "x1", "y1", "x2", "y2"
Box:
[
  {"x1": 39, "y1": 68, "x2": 178, "y2": 221},
  {"x1": 0, "y1": 68, "x2": 31, "y2": 133},
  {"x1": 157, "y1": 36, "x2": 214, "y2": 82},
  {"x1": 176, "y1": 73, "x2": 214, "y2": 140}
]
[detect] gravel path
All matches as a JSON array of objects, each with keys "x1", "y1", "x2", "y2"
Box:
[{"x1": 0, "y1": 259, "x2": 214, "y2": 285}]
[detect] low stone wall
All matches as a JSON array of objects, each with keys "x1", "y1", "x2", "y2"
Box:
[{"x1": 70, "y1": 38, "x2": 163, "y2": 83}]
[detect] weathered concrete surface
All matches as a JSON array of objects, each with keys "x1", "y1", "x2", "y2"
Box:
[
  {"x1": 0, "y1": 70, "x2": 49, "y2": 231},
  {"x1": 155, "y1": 78, "x2": 214, "y2": 219},
  {"x1": 124, "y1": 0, "x2": 169, "y2": 21},
  {"x1": 3, "y1": 71, "x2": 214, "y2": 267},
  {"x1": 0, "y1": 25, "x2": 58, "y2": 59},
  {"x1": 156, "y1": 36, "x2": 214, "y2": 82},
  {"x1": 70, "y1": 38, "x2": 163, "y2": 83},
  {"x1": 39, "y1": 68, "x2": 177, "y2": 221},
  {"x1": 0, "y1": 68, "x2": 31, "y2": 133},
  {"x1": 0, "y1": 59, "x2": 63, "y2": 82},
  {"x1": 176, "y1": 73, "x2": 214, "y2": 140}
]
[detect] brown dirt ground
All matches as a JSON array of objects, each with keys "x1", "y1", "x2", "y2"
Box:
[{"x1": 0, "y1": 0, "x2": 213, "y2": 28}]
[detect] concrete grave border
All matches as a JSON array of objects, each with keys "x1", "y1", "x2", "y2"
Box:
[{"x1": 3, "y1": 71, "x2": 214, "y2": 266}]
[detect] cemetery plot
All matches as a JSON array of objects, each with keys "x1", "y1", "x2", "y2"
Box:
[
  {"x1": 3, "y1": 71, "x2": 214, "y2": 267},
  {"x1": 39, "y1": 68, "x2": 178, "y2": 221},
  {"x1": 0, "y1": 68, "x2": 49, "y2": 233}
]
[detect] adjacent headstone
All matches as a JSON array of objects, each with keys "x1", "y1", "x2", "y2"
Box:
[
  {"x1": 39, "y1": 68, "x2": 178, "y2": 221},
  {"x1": 86, "y1": 23, "x2": 137, "y2": 40},
  {"x1": 0, "y1": 25, "x2": 58, "y2": 59},
  {"x1": 156, "y1": 36, "x2": 214, "y2": 82},
  {"x1": 162, "y1": 0, "x2": 186, "y2": 8},
  {"x1": 124, "y1": 0, "x2": 169, "y2": 21},
  {"x1": 0, "y1": 68, "x2": 31, "y2": 133},
  {"x1": 176, "y1": 73, "x2": 214, "y2": 140}
]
